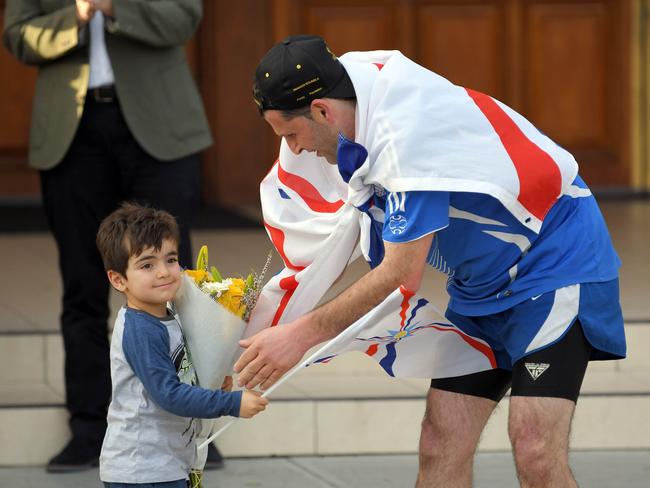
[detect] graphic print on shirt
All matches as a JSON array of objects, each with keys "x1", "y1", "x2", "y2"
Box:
[
  {"x1": 171, "y1": 342, "x2": 197, "y2": 386},
  {"x1": 389, "y1": 215, "x2": 408, "y2": 235},
  {"x1": 446, "y1": 206, "x2": 531, "y2": 284},
  {"x1": 381, "y1": 190, "x2": 532, "y2": 286},
  {"x1": 170, "y1": 334, "x2": 198, "y2": 448},
  {"x1": 427, "y1": 234, "x2": 454, "y2": 278}
]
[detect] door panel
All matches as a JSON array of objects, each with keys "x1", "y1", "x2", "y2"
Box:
[
  {"x1": 0, "y1": 0, "x2": 633, "y2": 203},
  {"x1": 0, "y1": 1, "x2": 40, "y2": 198},
  {"x1": 249, "y1": 0, "x2": 630, "y2": 194},
  {"x1": 305, "y1": 4, "x2": 398, "y2": 52},
  {"x1": 523, "y1": 1, "x2": 629, "y2": 185},
  {"x1": 415, "y1": 3, "x2": 505, "y2": 100}
]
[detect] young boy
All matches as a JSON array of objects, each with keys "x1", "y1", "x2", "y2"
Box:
[{"x1": 96, "y1": 203, "x2": 268, "y2": 487}]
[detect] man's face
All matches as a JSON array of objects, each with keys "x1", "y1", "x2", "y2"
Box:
[{"x1": 264, "y1": 108, "x2": 339, "y2": 164}]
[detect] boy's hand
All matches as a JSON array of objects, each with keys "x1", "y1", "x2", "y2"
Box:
[
  {"x1": 239, "y1": 390, "x2": 269, "y2": 419},
  {"x1": 221, "y1": 376, "x2": 233, "y2": 392}
]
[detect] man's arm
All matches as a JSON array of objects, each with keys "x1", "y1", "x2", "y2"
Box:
[
  {"x1": 96, "y1": 0, "x2": 203, "y2": 48},
  {"x1": 234, "y1": 232, "x2": 434, "y2": 390},
  {"x1": 2, "y1": 1, "x2": 87, "y2": 65}
]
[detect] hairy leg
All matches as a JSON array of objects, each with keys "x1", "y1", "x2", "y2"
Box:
[
  {"x1": 417, "y1": 388, "x2": 497, "y2": 488},
  {"x1": 508, "y1": 396, "x2": 577, "y2": 488}
]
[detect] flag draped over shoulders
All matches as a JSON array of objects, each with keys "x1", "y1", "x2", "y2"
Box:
[
  {"x1": 244, "y1": 140, "x2": 359, "y2": 339},
  {"x1": 246, "y1": 140, "x2": 496, "y2": 378},
  {"x1": 340, "y1": 50, "x2": 579, "y2": 234},
  {"x1": 246, "y1": 49, "x2": 580, "y2": 378}
]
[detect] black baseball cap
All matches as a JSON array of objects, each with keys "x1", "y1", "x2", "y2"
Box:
[{"x1": 253, "y1": 35, "x2": 356, "y2": 112}]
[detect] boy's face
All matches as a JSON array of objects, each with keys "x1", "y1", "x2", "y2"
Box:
[{"x1": 107, "y1": 238, "x2": 181, "y2": 317}]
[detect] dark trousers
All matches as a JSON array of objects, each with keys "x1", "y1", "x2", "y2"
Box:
[{"x1": 40, "y1": 95, "x2": 201, "y2": 445}]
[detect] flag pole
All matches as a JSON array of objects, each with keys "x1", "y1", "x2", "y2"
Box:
[{"x1": 196, "y1": 291, "x2": 401, "y2": 449}]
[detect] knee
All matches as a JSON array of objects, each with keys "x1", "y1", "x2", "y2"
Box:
[
  {"x1": 509, "y1": 423, "x2": 561, "y2": 476},
  {"x1": 420, "y1": 414, "x2": 475, "y2": 463}
]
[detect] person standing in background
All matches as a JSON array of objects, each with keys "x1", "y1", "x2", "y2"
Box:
[{"x1": 3, "y1": 0, "x2": 226, "y2": 472}]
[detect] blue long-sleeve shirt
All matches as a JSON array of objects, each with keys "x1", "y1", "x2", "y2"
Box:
[
  {"x1": 100, "y1": 307, "x2": 242, "y2": 483},
  {"x1": 122, "y1": 307, "x2": 241, "y2": 418}
]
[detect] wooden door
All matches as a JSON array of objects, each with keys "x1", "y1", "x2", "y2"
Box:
[
  {"x1": 0, "y1": 0, "x2": 634, "y2": 205},
  {"x1": 254, "y1": 0, "x2": 630, "y2": 190},
  {"x1": 0, "y1": 0, "x2": 39, "y2": 199}
]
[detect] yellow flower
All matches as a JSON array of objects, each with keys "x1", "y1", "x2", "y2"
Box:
[
  {"x1": 217, "y1": 278, "x2": 247, "y2": 318},
  {"x1": 230, "y1": 278, "x2": 246, "y2": 294},
  {"x1": 185, "y1": 269, "x2": 209, "y2": 285}
]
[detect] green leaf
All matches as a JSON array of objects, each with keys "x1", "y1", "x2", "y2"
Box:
[
  {"x1": 196, "y1": 245, "x2": 209, "y2": 271},
  {"x1": 210, "y1": 266, "x2": 222, "y2": 282},
  {"x1": 245, "y1": 273, "x2": 254, "y2": 291}
]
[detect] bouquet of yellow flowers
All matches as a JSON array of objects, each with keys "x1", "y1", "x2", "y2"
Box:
[
  {"x1": 184, "y1": 245, "x2": 266, "y2": 322},
  {"x1": 173, "y1": 245, "x2": 271, "y2": 486}
]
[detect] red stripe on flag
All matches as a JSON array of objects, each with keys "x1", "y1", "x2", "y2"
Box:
[
  {"x1": 365, "y1": 343, "x2": 379, "y2": 357},
  {"x1": 465, "y1": 88, "x2": 561, "y2": 221},
  {"x1": 264, "y1": 222, "x2": 306, "y2": 271},
  {"x1": 271, "y1": 275, "x2": 299, "y2": 326},
  {"x1": 427, "y1": 324, "x2": 498, "y2": 369},
  {"x1": 398, "y1": 286, "x2": 415, "y2": 329},
  {"x1": 277, "y1": 163, "x2": 344, "y2": 213}
]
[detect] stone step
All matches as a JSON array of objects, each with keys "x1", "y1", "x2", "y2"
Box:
[
  {"x1": 2, "y1": 323, "x2": 648, "y2": 390},
  {"x1": 1, "y1": 344, "x2": 649, "y2": 466},
  {"x1": 1, "y1": 391, "x2": 649, "y2": 465}
]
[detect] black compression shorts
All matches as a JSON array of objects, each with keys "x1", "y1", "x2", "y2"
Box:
[{"x1": 429, "y1": 320, "x2": 592, "y2": 402}]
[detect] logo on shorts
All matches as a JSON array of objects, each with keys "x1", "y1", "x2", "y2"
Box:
[{"x1": 525, "y1": 362, "x2": 550, "y2": 380}]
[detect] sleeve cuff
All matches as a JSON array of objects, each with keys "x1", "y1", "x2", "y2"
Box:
[{"x1": 229, "y1": 390, "x2": 244, "y2": 417}]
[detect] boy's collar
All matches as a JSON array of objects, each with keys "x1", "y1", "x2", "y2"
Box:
[{"x1": 125, "y1": 305, "x2": 174, "y2": 321}]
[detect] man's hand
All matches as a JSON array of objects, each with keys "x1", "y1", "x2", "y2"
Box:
[
  {"x1": 234, "y1": 234, "x2": 434, "y2": 391},
  {"x1": 234, "y1": 322, "x2": 311, "y2": 390},
  {"x1": 92, "y1": 0, "x2": 114, "y2": 17},
  {"x1": 75, "y1": 0, "x2": 96, "y2": 24},
  {"x1": 238, "y1": 390, "x2": 269, "y2": 419}
]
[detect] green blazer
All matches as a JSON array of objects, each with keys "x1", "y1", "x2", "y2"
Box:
[{"x1": 3, "y1": 0, "x2": 213, "y2": 170}]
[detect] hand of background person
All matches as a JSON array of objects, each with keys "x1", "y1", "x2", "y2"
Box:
[
  {"x1": 234, "y1": 322, "x2": 309, "y2": 391},
  {"x1": 221, "y1": 376, "x2": 233, "y2": 392},
  {"x1": 75, "y1": 0, "x2": 96, "y2": 24},
  {"x1": 238, "y1": 390, "x2": 269, "y2": 419},
  {"x1": 92, "y1": 0, "x2": 114, "y2": 17}
]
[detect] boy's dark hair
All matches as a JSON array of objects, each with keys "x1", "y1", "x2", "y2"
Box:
[{"x1": 96, "y1": 203, "x2": 180, "y2": 275}]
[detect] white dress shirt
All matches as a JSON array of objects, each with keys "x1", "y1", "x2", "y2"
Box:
[{"x1": 88, "y1": 12, "x2": 115, "y2": 88}]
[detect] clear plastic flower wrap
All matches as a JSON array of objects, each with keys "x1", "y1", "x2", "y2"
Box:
[{"x1": 173, "y1": 245, "x2": 271, "y2": 486}]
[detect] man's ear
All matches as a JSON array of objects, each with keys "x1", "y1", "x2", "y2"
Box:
[
  {"x1": 310, "y1": 99, "x2": 331, "y2": 122},
  {"x1": 107, "y1": 270, "x2": 127, "y2": 292}
]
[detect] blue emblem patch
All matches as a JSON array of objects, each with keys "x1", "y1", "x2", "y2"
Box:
[{"x1": 389, "y1": 215, "x2": 407, "y2": 235}]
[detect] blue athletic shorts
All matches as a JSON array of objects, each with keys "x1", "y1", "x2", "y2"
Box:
[
  {"x1": 445, "y1": 279, "x2": 626, "y2": 369},
  {"x1": 431, "y1": 279, "x2": 626, "y2": 402}
]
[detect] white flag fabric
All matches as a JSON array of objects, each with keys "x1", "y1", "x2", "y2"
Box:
[
  {"x1": 340, "y1": 50, "x2": 579, "y2": 234},
  {"x1": 244, "y1": 140, "x2": 497, "y2": 379},
  {"x1": 305, "y1": 287, "x2": 496, "y2": 378},
  {"x1": 246, "y1": 49, "x2": 580, "y2": 378}
]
